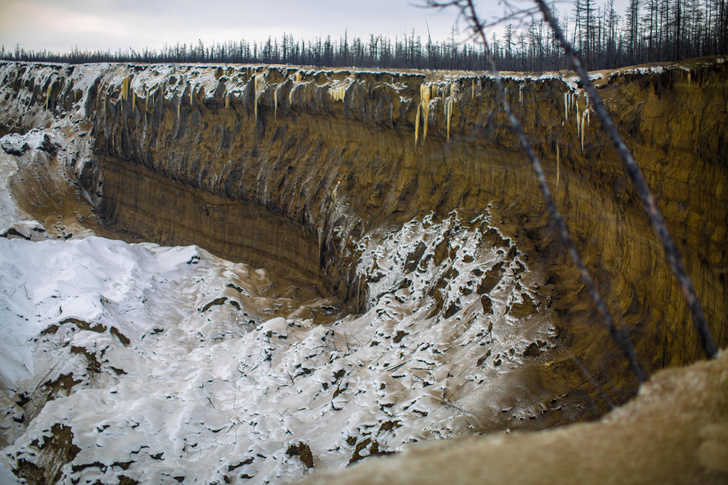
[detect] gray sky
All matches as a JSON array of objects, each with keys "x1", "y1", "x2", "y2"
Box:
[
  {"x1": 0, "y1": 0, "x2": 625, "y2": 54},
  {"x1": 0, "y1": 0, "x2": 474, "y2": 53}
]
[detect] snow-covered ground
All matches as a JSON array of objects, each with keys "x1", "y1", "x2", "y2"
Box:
[{"x1": 0, "y1": 64, "x2": 558, "y2": 484}]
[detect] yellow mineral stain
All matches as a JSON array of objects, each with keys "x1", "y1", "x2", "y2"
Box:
[
  {"x1": 419, "y1": 83, "x2": 432, "y2": 144},
  {"x1": 44, "y1": 83, "x2": 52, "y2": 110},
  {"x1": 254, "y1": 73, "x2": 266, "y2": 123},
  {"x1": 121, "y1": 76, "x2": 131, "y2": 102},
  {"x1": 445, "y1": 83, "x2": 456, "y2": 142},
  {"x1": 329, "y1": 84, "x2": 346, "y2": 102}
]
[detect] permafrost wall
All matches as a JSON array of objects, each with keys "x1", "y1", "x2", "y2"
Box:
[{"x1": 1, "y1": 60, "x2": 727, "y2": 415}]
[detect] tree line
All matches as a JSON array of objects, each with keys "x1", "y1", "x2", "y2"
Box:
[{"x1": 1, "y1": 0, "x2": 726, "y2": 71}]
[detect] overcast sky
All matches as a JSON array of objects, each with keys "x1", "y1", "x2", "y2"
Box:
[
  {"x1": 0, "y1": 0, "x2": 626, "y2": 54},
  {"x1": 0, "y1": 0, "x2": 480, "y2": 53}
]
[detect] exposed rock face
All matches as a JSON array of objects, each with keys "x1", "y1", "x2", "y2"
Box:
[{"x1": 0, "y1": 59, "x2": 726, "y2": 413}]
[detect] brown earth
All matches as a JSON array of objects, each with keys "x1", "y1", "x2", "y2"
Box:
[{"x1": 1, "y1": 58, "x2": 726, "y2": 419}]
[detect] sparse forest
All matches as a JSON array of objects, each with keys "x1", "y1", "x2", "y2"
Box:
[{"x1": 1, "y1": 0, "x2": 726, "y2": 71}]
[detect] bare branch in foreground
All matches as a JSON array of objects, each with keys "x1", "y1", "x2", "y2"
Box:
[
  {"x1": 425, "y1": 0, "x2": 648, "y2": 381},
  {"x1": 533, "y1": 0, "x2": 717, "y2": 360}
]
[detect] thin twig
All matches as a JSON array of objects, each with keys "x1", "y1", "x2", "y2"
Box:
[
  {"x1": 425, "y1": 0, "x2": 647, "y2": 382},
  {"x1": 534, "y1": 0, "x2": 717, "y2": 359}
]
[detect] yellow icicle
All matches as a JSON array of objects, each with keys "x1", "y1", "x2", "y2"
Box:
[
  {"x1": 274, "y1": 87, "x2": 278, "y2": 119},
  {"x1": 132, "y1": 91, "x2": 136, "y2": 110},
  {"x1": 44, "y1": 83, "x2": 52, "y2": 110},
  {"x1": 444, "y1": 82, "x2": 456, "y2": 142},
  {"x1": 121, "y1": 76, "x2": 130, "y2": 101},
  {"x1": 420, "y1": 83, "x2": 432, "y2": 143},
  {"x1": 415, "y1": 104, "x2": 421, "y2": 146},
  {"x1": 471, "y1": 80, "x2": 476, "y2": 99},
  {"x1": 576, "y1": 109, "x2": 581, "y2": 139},
  {"x1": 580, "y1": 113, "x2": 585, "y2": 152},
  {"x1": 329, "y1": 84, "x2": 346, "y2": 102}
]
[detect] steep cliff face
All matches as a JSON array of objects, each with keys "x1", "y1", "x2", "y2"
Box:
[{"x1": 1, "y1": 59, "x2": 726, "y2": 408}]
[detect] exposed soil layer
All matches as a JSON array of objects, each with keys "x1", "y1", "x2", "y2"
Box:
[{"x1": 1, "y1": 58, "x2": 726, "y2": 412}]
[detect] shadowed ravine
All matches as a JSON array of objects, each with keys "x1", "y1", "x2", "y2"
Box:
[{"x1": 0, "y1": 59, "x2": 727, "y2": 483}]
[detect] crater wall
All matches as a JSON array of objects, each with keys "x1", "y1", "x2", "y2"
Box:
[{"x1": 1, "y1": 59, "x2": 726, "y2": 402}]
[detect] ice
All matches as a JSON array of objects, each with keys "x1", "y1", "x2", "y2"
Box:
[
  {"x1": 1, "y1": 62, "x2": 560, "y2": 485},
  {"x1": 1, "y1": 222, "x2": 554, "y2": 483}
]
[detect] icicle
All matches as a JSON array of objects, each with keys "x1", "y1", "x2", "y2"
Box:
[
  {"x1": 576, "y1": 109, "x2": 581, "y2": 140},
  {"x1": 415, "y1": 104, "x2": 421, "y2": 147},
  {"x1": 444, "y1": 83, "x2": 455, "y2": 142},
  {"x1": 329, "y1": 84, "x2": 346, "y2": 102},
  {"x1": 471, "y1": 79, "x2": 476, "y2": 99},
  {"x1": 44, "y1": 83, "x2": 52, "y2": 110},
  {"x1": 519, "y1": 84, "x2": 523, "y2": 105},
  {"x1": 132, "y1": 91, "x2": 136, "y2": 110},
  {"x1": 564, "y1": 93, "x2": 568, "y2": 122},
  {"x1": 274, "y1": 87, "x2": 278, "y2": 119},
  {"x1": 688, "y1": 71, "x2": 691, "y2": 86},
  {"x1": 289, "y1": 80, "x2": 296, "y2": 105},
  {"x1": 121, "y1": 76, "x2": 130, "y2": 102},
  {"x1": 420, "y1": 83, "x2": 432, "y2": 144},
  {"x1": 580, "y1": 112, "x2": 586, "y2": 152},
  {"x1": 225, "y1": 92, "x2": 230, "y2": 109}
]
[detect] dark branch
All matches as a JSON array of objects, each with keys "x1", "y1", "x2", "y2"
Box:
[
  {"x1": 427, "y1": 0, "x2": 648, "y2": 381},
  {"x1": 534, "y1": 0, "x2": 718, "y2": 360}
]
